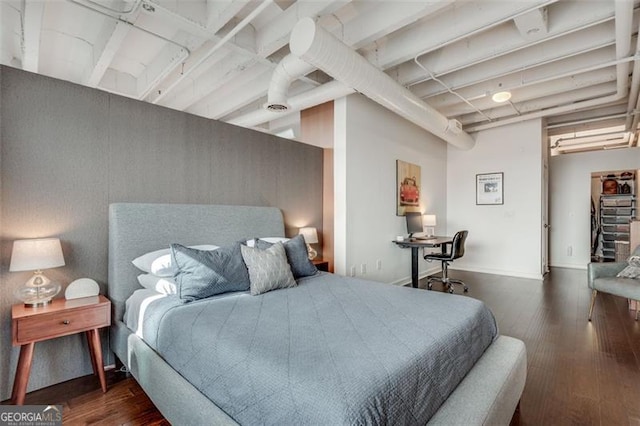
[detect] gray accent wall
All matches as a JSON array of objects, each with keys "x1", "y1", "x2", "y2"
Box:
[{"x1": 0, "y1": 66, "x2": 323, "y2": 400}]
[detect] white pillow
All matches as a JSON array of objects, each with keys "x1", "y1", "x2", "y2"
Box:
[
  {"x1": 137, "y1": 274, "x2": 178, "y2": 295},
  {"x1": 132, "y1": 245, "x2": 219, "y2": 276},
  {"x1": 245, "y1": 237, "x2": 289, "y2": 248}
]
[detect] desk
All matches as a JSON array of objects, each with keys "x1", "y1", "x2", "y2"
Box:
[{"x1": 393, "y1": 236, "x2": 453, "y2": 288}]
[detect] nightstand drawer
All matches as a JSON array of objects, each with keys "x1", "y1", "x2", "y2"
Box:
[{"x1": 14, "y1": 303, "x2": 110, "y2": 345}]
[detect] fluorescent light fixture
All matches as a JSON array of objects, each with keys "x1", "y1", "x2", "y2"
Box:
[{"x1": 492, "y1": 91, "x2": 512, "y2": 103}]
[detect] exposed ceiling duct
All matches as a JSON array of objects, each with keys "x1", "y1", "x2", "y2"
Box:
[
  {"x1": 265, "y1": 55, "x2": 314, "y2": 111},
  {"x1": 6, "y1": 0, "x2": 638, "y2": 153},
  {"x1": 286, "y1": 17, "x2": 476, "y2": 150}
]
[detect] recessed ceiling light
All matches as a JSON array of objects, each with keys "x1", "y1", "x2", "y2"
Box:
[{"x1": 492, "y1": 91, "x2": 512, "y2": 103}]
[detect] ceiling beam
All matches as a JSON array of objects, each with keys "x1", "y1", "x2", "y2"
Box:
[
  {"x1": 396, "y1": 16, "x2": 622, "y2": 88},
  {"x1": 188, "y1": 67, "x2": 274, "y2": 119},
  {"x1": 458, "y1": 82, "x2": 617, "y2": 125},
  {"x1": 234, "y1": 9, "x2": 620, "y2": 128},
  {"x1": 137, "y1": 44, "x2": 188, "y2": 98},
  {"x1": 145, "y1": 0, "x2": 271, "y2": 104},
  {"x1": 255, "y1": 0, "x2": 353, "y2": 58},
  {"x1": 85, "y1": 20, "x2": 132, "y2": 87},
  {"x1": 206, "y1": 0, "x2": 249, "y2": 34},
  {"x1": 211, "y1": 1, "x2": 453, "y2": 125},
  {"x1": 413, "y1": 44, "x2": 618, "y2": 100},
  {"x1": 336, "y1": 1, "x2": 454, "y2": 50},
  {"x1": 230, "y1": 0, "x2": 565, "y2": 128},
  {"x1": 440, "y1": 68, "x2": 617, "y2": 117},
  {"x1": 159, "y1": 53, "x2": 249, "y2": 109},
  {"x1": 360, "y1": 0, "x2": 557, "y2": 69},
  {"x1": 546, "y1": 103, "x2": 628, "y2": 126},
  {"x1": 22, "y1": 0, "x2": 45, "y2": 73}
]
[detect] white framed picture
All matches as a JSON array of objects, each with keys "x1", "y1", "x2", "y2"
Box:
[{"x1": 476, "y1": 172, "x2": 504, "y2": 205}]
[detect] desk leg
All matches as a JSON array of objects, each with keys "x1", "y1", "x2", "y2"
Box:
[
  {"x1": 411, "y1": 247, "x2": 419, "y2": 288},
  {"x1": 86, "y1": 329, "x2": 107, "y2": 393},
  {"x1": 11, "y1": 342, "x2": 35, "y2": 405}
]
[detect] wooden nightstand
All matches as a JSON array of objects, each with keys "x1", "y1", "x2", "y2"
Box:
[
  {"x1": 11, "y1": 295, "x2": 111, "y2": 405},
  {"x1": 312, "y1": 259, "x2": 329, "y2": 272}
]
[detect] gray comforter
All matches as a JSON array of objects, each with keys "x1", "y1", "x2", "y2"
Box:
[{"x1": 137, "y1": 272, "x2": 498, "y2": 425}]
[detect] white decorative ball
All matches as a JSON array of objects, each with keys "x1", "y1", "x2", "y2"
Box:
[{"x1": 65, "y1": 278, "x2": 100, "y2": 300}]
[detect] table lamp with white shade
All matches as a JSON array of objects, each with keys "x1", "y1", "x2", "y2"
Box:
[
  {"x1": 423, "y1": 214, "x2": 437, "y2": 237},
  {"x1": 298, "y1": 227, "x2": 319, "y2": 260},
  {"x1": 10, "y1": 238, "x2": 65, "y2": 307}
]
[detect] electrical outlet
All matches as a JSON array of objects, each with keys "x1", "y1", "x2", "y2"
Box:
[
  {"x1": 567, "y1": 245, "x2": 572, "y2": 256},
  {"x1": 376, "y1": 259, "x2": 382, "y2": 270},
  {"x1": 361, "y1": 264, "x2": 366, "y2": 275},
  {"x1": 350, "y1": 266, "x2": 356, "y2": 277}
]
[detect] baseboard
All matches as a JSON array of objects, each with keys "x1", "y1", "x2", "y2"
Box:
[
  {"x1": 391, "y1": 265, "x2": 441, "y2": 287},
  {"x1": 389, "y1": 264, "x2": 549, "y2": 286},
  {"x1": 449, "y1": 265, "x2": 544, "y2": 280},
  {"x1": 548, "y1": 263, "x2": 587, "y2": 270}
]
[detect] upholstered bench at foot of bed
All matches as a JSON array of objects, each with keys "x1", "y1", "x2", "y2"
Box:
[{"x1": 427, "y1": 335, "x2": 527, "y2": 426}]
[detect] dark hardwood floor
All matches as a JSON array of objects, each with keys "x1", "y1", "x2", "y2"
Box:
[{"x1": 3, "y1": 267, "x2": 640, "y2": 425}]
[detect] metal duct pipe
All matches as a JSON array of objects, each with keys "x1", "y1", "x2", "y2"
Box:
[
  {"x1": 232, "y1": 80, "x2": 354, "y2": 127},
  {"x1": 289, "y1": 17, "x2": 476, "y2": 150},
  {"x1": 265, "y1": 54, "x2": 315, "y2": 111}
]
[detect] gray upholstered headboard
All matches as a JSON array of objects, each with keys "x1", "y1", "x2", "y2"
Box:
[{"x1": 108, "y1": 203, "x2": 285, "y2": 320}]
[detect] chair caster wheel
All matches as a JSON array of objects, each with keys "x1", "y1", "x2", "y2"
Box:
[
  {"x1": 463, "y1": 287, "x2": 469, "y2": 292},
  {"x1": 427, "y1": 284, "x2": 433, "y2": 290},
  {"x1": 448, "y1": 288, "x2": 454, "y2": 294}
]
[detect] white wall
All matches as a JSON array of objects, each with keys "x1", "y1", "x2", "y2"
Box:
[
  {"x1": 549, "y1": 147, "x2": 640, "y2": 269},
  {"x1": 334, "y1": 94, "x2": 448, "y2": 285},
  {"x1": 447, "y1": 119, "x2": 544, "y2": 279}
]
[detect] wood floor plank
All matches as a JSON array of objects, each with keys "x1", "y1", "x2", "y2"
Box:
[{"x1": 3, "y1": 267, "x2": 639, "y2": 425}]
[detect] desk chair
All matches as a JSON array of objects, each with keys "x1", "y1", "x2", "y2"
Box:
[{"x1": 424, "y1": 230, "x2": 468, "y2": 293}]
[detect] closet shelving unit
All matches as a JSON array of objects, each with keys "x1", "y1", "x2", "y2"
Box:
[{"x1": 599, "y1": 172, "x2": 636, "y2": 261}]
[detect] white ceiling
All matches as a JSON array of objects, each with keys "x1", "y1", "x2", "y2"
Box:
[{"x1": 2, "y1": 0, "x2": 640, "y2": 154}]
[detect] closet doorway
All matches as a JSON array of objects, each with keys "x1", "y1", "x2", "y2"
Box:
[{"x1": 590, "y1": 169, "x2": 637, "y2": 262}]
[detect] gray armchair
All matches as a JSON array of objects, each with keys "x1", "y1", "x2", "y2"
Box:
[{"x1": 588, "y1": 245, "x2": 640, "y2": 321}]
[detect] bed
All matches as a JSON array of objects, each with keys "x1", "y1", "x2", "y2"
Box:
[{"x1": 108, "y1": 203, "x2": 526, "y2": 425}]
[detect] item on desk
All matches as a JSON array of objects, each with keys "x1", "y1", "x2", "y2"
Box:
[
  {"x1": 396, "y1": 236, "x2": 405, "y2": 242},
  {"x1": 423, "y1": 214, "x2": 437, "y2": 237},
  {"x1": 65, "y1": 278, "x2": 100, "y2": 300}
]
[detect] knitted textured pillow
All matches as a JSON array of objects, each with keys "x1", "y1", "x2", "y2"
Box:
[{"x1": 241, "y1": 242, "x2": 296, "y2": 295}]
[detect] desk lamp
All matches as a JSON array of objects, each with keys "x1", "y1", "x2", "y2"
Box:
[
  {"x1": 298, "y1": 227, "x2": 319, "y2": 260},
  {"x1": 423, "y1": 215, "x2": 437, "y2": 237},
  {"x1": 10, "y1": 238, "x2": 65, "y2": 307}
]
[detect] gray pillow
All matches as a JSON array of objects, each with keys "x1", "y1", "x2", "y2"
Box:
[
  {"x1": 617, "y1": 265, "x2": 640, "y2": 279},
  {"x1": 241, "y1": 242, "x2": 296, "y2": 295},
  {"x1": 255, "y1": 234, "x2": 317, "y2": 278},
  {"x1": 171, "y1": 243, "x2": 250, "y2": 302},
  {"x1": 628, "y1": 255, "x2": 640, "y2": 267}
]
